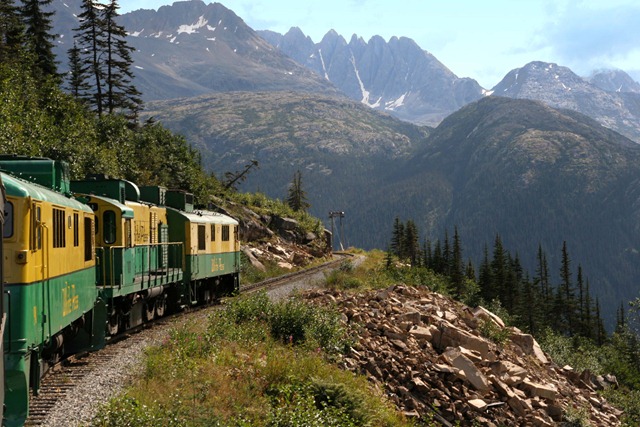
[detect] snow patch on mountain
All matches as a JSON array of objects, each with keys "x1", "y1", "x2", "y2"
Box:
[
  {"x1": 385, "y1": 93, "x2": 407, "y2": 110},
  {"x1": 178, "y1": 15, "x2": 208, "y2": 34},
  {"x1": 350, "y1": 53, "x2": 372, "y2": 105},
  {"x1": 318, "y1": 49, "x2": 329, "y2": 80}
]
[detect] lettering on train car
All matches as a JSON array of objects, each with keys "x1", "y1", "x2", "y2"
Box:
[
  {"x1": 212, "y1": 258, "x2": 225, "y2": 272},
  {"x1": 62, "y1": 283, "x2": 79, "y2": 316}
]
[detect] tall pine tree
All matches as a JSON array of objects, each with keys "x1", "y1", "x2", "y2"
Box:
[
  {"x1": 102, "y1": 0, "x2": 142, "y2": 118},
  {"x1": 20, "y1": 0, "x2": 58, "y2": 79},
  {"x1": 74, "y1": 0, "x2": 106, "y2": 114},
  {"x1": 73, "y1": 0, "x2": 141, "y2": 118}
]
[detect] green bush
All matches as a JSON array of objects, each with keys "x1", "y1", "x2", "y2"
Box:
[
  {"x1": 264, "y1": 381, "x2": 362, "y2": 427},
  {"x1": 92, "y1": 396, "x2": 184, "y2": 427}
]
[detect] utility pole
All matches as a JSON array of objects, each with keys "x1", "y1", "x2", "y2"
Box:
[{"x1": 328, "y1": 211, "x2": 345, "y2": 251}]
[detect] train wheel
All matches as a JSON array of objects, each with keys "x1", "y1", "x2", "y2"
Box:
[
  {"x1": 155, "y1": 297, "x2": 166, "y2": 318},
  {"x1": 144, "y1": 301, "x2": 156, "y2": 322},
  {"x1": 107, "y1": 311, "x2": 120, "y2": 336}
]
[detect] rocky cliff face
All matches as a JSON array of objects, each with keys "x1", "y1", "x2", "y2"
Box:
[
  {"x1": 492, "y1": 61, "x2": 640, "y2": 142},
  {"x1": 259, "y1": 28, "x2": 485, "y2": 126},
  {"x1": 305, "y1": 285, "x2": 622, "y2": 426}
]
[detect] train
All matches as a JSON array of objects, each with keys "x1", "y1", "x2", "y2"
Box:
[{"x1": 0, "y1": 155, "x2": 241, "y2": 426}]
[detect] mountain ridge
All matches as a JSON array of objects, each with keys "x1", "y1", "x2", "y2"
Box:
[{"x1": 258, "y1": 27, "x2": 486, "y2": 126}]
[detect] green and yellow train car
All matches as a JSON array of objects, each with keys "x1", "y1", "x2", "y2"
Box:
[
  {"x1": 1, "y1": 160, "x2": 99, "y2": 427},
  {"x1": 164, "y1": 190, "x2": 240, "y2": 304},
  {"x1": 72, "y1": 178, "x2": 184, "y2": 335}
]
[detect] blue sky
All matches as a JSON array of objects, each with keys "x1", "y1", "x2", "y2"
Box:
[{"x1": 119, "y1": 0, "x2": 640, "y2": 89}]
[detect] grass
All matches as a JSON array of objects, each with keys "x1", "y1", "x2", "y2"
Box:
[{"x1": 92, "y1": 292, "x2": 416, "y2": 426}]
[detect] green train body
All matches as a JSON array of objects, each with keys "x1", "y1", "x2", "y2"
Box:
[{"x1": 1, "y1": 157, "x2": 240, "y2": 426}]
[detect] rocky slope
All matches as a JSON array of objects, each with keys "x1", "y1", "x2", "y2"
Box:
[
  {"x1": 259, "y1": 28, "x2": 485, "y2": 126},
  {"x1": 215, "y1": 198, "x2": 333, "y2": 273},
  {"x1": 305, "y1": 285, "x2": 623, "y2": 426}
]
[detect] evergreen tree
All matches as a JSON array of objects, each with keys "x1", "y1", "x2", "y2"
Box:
[
  {"x1": 390, "y1": 217, "x2": 404, "y2": 258},
  {"x1": 20, "y1": 0, "x2": 58, "y2": 79},
  {"x1": 478, "y1": 244, "x2": 493, "y2": 302},
  {"x1": 442, "y1": 229, "x2": 451, "y2": 276},
  {"x1": 0, "y1": 0, "x2": 24, "y2": 63},
  {"x1": 66, "y1": 41, "x2": 91, "y2": 99},
  {"x1": 450, "y1": 226, "x2": 465, "y2": 297},
  {"x1": 535, "y1": 244, "x2": 551, "y2": 302},
  {"x1": 404, "y1": 220, "x2": 420, "y2": 267},
  {"x1": 504, "y1": 253, "x2": 522, "y2": 313},
  {"x1": 431, "y1": 239, "x2": 443, "y2": 274},
  {"x1": 559, "y1": 241, "x2": 577, "y2": 335},
  {"x1": 286, "y1": 169, "x2": 310, "y2": 213},
  {"x1": 102, "y1": 0, "x2": 142, "y2": 118},
  {"x1": 74, "y1": 0, "x2": 106, "y2": 114},
  {"x1": 422, "y1": 239, "x2": 431, "y2": 269},
  {"x1": 489, "y1": 234, "x2": 507, "y2": 304}
]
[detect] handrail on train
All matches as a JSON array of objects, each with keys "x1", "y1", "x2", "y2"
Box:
[{"x1": 96, "y1": 242, "x2": 184, "y2": 289}]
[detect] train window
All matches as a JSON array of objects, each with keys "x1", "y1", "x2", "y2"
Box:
[
  {"x1": 198, "y1": 225, "x2": 206, "y2": 250},
  {"x1": 53, "y1": 208, "x2": 66, "y2": 248},
  {"x1": 84, "y1": 217, "x2": 93, "y2": 261},
  {"x1": 103, "y1": 210, "x2": 117, "y2": 244},
  {"x1": 73, "y1": 212, "x2": 79, "y2": 247},
  {"x1": 211, "y1": 224, "x2": 216, "y2": 242},
  {"x1": 222, "y1": 225, "x2": 230, "y2": 241},
  {"x1": 2, "y1": 201, "x2": 13, "y2": 238}
]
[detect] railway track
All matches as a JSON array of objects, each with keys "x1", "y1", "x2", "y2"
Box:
[{"x1": 24, "y1": 253, "x2": 351, "y2": 426}]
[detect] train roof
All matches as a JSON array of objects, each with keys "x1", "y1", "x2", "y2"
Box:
[
  {"x1": 1, "y1": 171, "x2": 93, "y2": 213},
  {"x1": 78, "y1": 193, "x2": 135, "y2": 218},
  {"x1": 167, "y1": 207, "x2": 238, "y2": 225}
]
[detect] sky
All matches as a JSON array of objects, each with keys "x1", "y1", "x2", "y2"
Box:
[{"x1": 119, "y1": 0, "x2": 640, "y2": 89}]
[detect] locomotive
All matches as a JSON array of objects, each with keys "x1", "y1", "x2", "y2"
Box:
[{"x1": 1, "y1": 156, "x2": 241, "y2": 426}]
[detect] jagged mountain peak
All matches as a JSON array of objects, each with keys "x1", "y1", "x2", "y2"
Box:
[
  {"x1": 259, "y1": 27, "x2": 484, "y2": 125},
  {"x1": 320, "y1": 29, "x2": 347, "y2": 46}
]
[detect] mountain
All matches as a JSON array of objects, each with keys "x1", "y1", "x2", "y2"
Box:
[
  {"x1": 259, "y1": 28, "x2": 486, "y2": 126},
  {"x1": 367, "y1": 96, "x2": 640, "y2": 324},
  {"x1": 143, "y1": 93, "x2": 640, "y2": 325},
  {"x1": 491, "y1": 61, "x2": 640, "y2": 142},
  {"x1": 141, "y1": 90, "x2": 430, "y2": 219},
  {"x1": 589, "y1": 69, "x2": 640, "y2": 94},
  {"x1": 50, "y1": 0, "x2": 341, "y2": 100}
]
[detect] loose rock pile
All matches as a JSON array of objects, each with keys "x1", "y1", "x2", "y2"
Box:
[{"x1": 304, "y1": 284, "x2": 623, "y2": 426}]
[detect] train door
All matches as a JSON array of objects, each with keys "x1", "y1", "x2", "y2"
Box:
[{"x1": 30, "y1": 202, "x2": 46, "y2": 346}]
